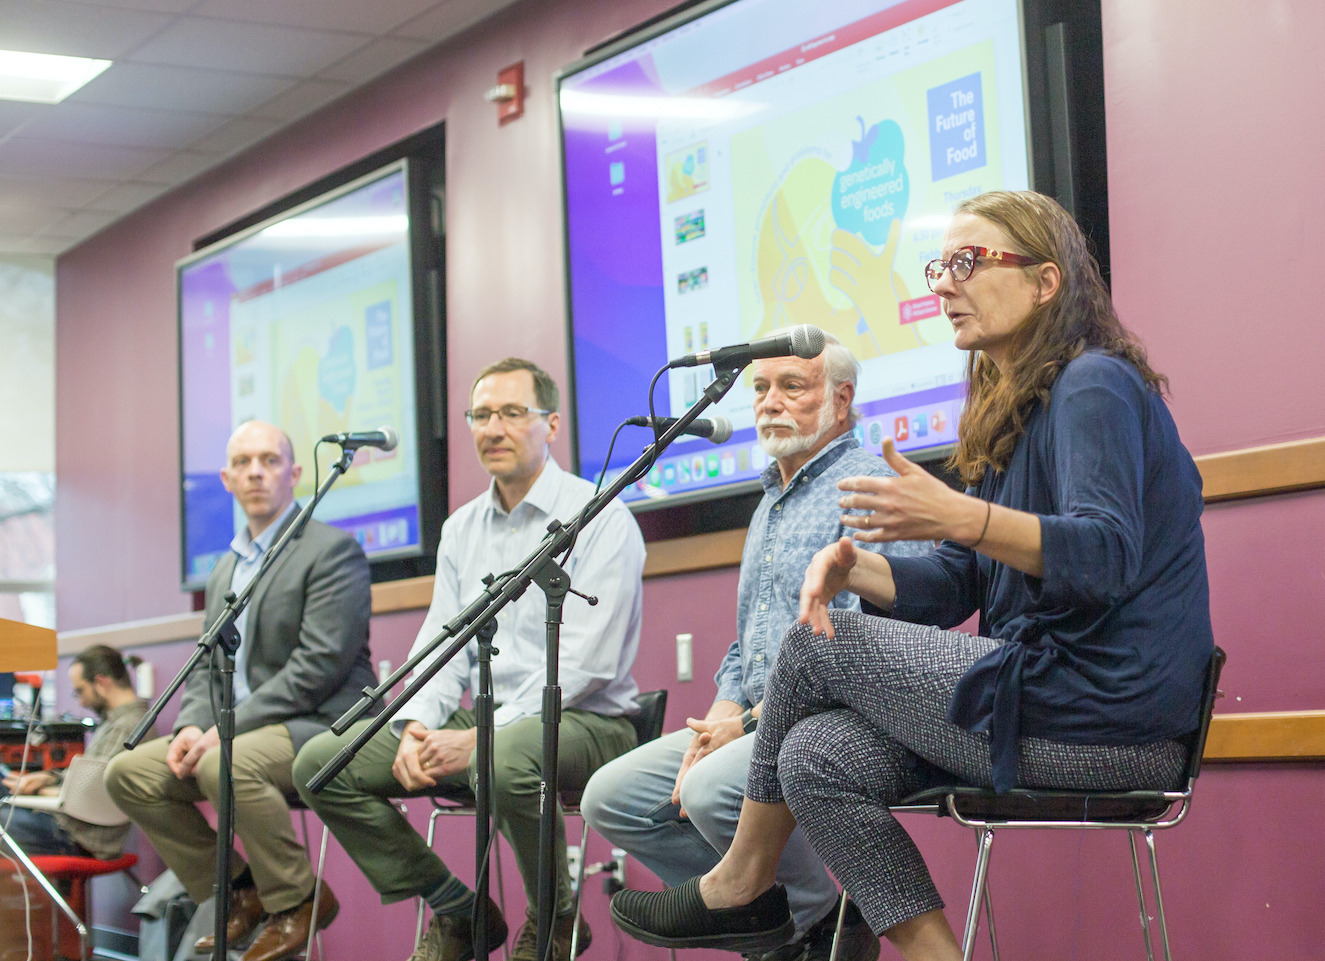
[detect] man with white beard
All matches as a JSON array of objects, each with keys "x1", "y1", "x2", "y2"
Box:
[{"x1": 581, "y1": 333, "x2": 931, "y2": 961}]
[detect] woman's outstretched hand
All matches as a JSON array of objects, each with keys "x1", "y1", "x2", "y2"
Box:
[
  {"x1": 798, "y1": 537, "x2": 859, "y2": 638},
  {"x1": 839, "y1": 438, "x2": 977, "y2": 544}
]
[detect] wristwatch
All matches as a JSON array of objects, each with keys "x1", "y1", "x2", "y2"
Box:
[{"x1": 740, "y1": 708, "x2": 758, "y2": 735}]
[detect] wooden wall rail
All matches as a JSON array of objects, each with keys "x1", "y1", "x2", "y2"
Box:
[
  {"x1": 53, "y1": 435, "x2": 1325, "y2": 761},
  {"x1": 1196, "y1": 437, "x2": 1325, "y2": 502},
  {"x1": 1205, "y1": 711, "x2": 1325, "y2": 762}
]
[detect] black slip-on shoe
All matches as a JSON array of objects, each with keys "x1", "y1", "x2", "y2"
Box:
[{"x1": 610, "y1": 877, "x2": 795, "y2": 952}]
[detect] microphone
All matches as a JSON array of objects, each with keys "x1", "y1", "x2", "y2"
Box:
[
  {"x1": 668, "y1": 324, "x2": 826, "y2": 369},
  {"x1": 625, "y1": 415, "x2": 733, "y2": 444},
  {"x1": 321, "y1": 426, "x2": 399, "y2": 451}
]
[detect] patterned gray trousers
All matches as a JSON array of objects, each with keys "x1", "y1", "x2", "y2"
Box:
[{"x1": 746, "y1": 610, "x2": 1188, "y2": 935}]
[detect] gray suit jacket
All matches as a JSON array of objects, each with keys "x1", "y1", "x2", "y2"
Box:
[{"x1": 176, "y1": 514, "x2": 375, "y2": 752}]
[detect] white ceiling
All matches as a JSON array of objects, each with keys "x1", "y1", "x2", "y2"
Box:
[{"x1": 0, "y1": 0, "x2": 520, "y2": 255}]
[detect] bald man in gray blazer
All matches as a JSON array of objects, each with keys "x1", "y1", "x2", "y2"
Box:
[{"x1": 107, "y1": 421, "x2": 373, "y2": 961}]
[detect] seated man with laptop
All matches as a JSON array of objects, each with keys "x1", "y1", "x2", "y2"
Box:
[{"x1": 1, "y1": 645, "x2": 153, "y2": 859}]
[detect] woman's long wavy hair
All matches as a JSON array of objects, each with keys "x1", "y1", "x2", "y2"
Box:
[{"x1": 950, "y1": 191, "x2": 1167, "y2": 486}]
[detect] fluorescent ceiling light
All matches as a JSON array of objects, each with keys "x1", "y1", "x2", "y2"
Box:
[
  {"x1": 0, "y1": 49, "x2": 112, "y2": 104},
  {"x1": 259, "y1": 215, "x2": 408, "y2": 239}
]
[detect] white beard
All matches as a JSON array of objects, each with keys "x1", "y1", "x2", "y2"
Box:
[{"x1": 757, "y1": 397, "x2": 837, "y2": 459}]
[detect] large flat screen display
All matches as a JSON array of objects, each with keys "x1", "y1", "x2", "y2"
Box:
[
  {"x1": 559, "y1": 0, "x2": 1032, "y2": 505},
  {"x1": 178, "y1": 162, "x2": 422, "y2": 589}
]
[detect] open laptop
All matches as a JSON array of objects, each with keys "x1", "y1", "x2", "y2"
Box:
[{"x1": 3, "y1": 755, "x2": 129, "y2": 826}]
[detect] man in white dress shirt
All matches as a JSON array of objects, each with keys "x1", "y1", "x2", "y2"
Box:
[{"x1": 295, "y1": 358, "x2": 645, "y2": 961}]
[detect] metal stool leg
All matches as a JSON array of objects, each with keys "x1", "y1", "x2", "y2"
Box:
[
  {"x1": 827, "y1": 891, "x2": 850, "y2": 961},
  {"x1": 1143, "y1": 830, "x2": 1172, "y2": 961},
  {"x1": 960, "y1": 828, "x2": 994, "y2": 961},
  {"x1": 569, "y1": 817, "x2": 590, "y2": 959},
  {"x1": 305, "y1": 824, "x2": 330, "y2": 961},
  {"x1": 417, "y1": 807, "x2": 446, "y2": 948},
  {"x1": 1129, "y1": 831, "x2": 1156, "y2": 961}
]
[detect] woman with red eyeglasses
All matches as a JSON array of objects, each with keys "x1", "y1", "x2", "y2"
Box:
[{"x1": 608, "y1": 191, "x2": 1214, "y2": 961}]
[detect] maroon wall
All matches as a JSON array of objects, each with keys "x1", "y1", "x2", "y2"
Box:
[{"x1": 54, "y1": 0, "x2": 1325, "y2": 957}]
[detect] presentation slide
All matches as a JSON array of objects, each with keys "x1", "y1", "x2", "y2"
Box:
[
  {"x1": 561, "y1": 0, "x2": 1030, "y2": 504},
  {"x1": 178, "y1": 165, "x2": 420, "y2": 588}
]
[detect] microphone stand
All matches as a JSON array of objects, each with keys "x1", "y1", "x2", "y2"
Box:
[
  {"x1": 125, "y1": 443, "x2": 358, "y2": 961},
  {"x1": 307, "y1": 364, "x2": 745, "y2": 961}
]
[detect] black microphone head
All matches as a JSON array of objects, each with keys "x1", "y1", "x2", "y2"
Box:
[
  {"x1": 378, "y1": 426, "x2": 400, "y2": 451},
  {"x1": 790, "y1": 325, "x2": 826, "y2": 359},
  {"x1": 707, "y1": 415, "x2": 734, "y2": 444}
]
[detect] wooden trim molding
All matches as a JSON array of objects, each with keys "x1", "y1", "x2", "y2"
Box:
[
  {"x1": 369, "y1": 575, "x2": 435, "y2": 614},
  {"x1": 58, "y1": 612, "x2": 205, "y2": 656},
  {"x1": 1193, "y1": 437, "x2": 1325, "y2": 502},
  {"x1": 643, "y1": 527, "x2": 748, "y2": 578},
  {"x1": 1204, "y1": 711, "x2": 1325, "y2": 762},
  {"x1": 56, "y1": 577, "x2": 437, "y2": 655}
]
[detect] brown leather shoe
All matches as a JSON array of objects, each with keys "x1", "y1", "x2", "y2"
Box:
[
  {"x1": 194, "y1": 884, "x2": 264, "y2": 952},
  {"x1": 408, "y1": 897, "x2": 508, "y2": 961},
  {"x1": 510, "y1": 912, "x2": 591, "y2": 961},
  {"x1": 239, "y1": 882, "x2": 339, "y2": 961}
]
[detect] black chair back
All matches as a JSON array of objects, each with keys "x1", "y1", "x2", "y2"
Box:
[
  {"x1": 629, "y1": 690, "x2": 668, "y2": 746},
  {"x1": 1185, "y1": 645, "x2": 1226, "y2": 782}
]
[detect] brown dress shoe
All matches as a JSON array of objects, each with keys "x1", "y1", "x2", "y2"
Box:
[
  {"x1": 194, "y1": 884, "x2": 264, "y2": 952},
  {"x1": 510, "y1": 912, "x2": 591, "y2": 961},
  {"x1": 239, "y1": 882, "x2": 339, "y2": 961},
  {"x1": 408, "y1": 897, "x2": 508, "y2": 961}
]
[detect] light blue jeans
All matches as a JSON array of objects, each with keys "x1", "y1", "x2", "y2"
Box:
[{"x1": 579, "y1": 728, "x2": 839, "y2": 935}]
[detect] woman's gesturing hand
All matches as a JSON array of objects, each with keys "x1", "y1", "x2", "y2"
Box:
[
  {"x1": 798, "y1": 537, "x2": 859, "y2": 638},
  {"x1": 838, "y1": 438, "x2": 982, "y2": 544}
]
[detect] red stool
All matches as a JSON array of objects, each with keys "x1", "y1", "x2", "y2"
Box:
[{"x1": 0, "y1": 852, "x2": 138, "y2": 960}]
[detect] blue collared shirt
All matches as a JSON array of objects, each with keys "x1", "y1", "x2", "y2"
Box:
[
  {"x1": 228, "y1": 500, "x2": 298, "y2": 702},
  {"x1": 714, "y1": 434, "x2": 933, "y2": 708},
  {"x1": 399, "y1": 456, "x2": 646, "y2": 730}
]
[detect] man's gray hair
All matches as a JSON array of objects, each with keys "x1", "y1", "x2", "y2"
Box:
[
  {"x1": 820, "y1": 331, "x2": 862, "y2": 428},
  {"x1": 763, "y1": 326, "x2": 862, "y2": 427}
]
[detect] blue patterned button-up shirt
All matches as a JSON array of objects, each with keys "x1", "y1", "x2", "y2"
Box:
[{"x1": 714, "y1": 433, "x2": 933, "y2": 708}]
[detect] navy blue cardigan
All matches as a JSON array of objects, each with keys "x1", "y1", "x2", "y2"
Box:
[{"x1": 877, "y1": 352, "x2": 1214, "y2": 791}]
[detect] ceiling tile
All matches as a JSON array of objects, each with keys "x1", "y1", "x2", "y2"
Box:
[
  {"x1": 0, "y1": 175, "x2": 121, "y2": 208},
  {"x1": 392, "y1": 0, "x2": 518, "y2": 42},
  {"x1": 0, "y1": 138, "x2": 171, "y2": 179},
  {"x1": 68, "y1": 62, "x2": 295, "y2": 116},
  {"x1": 188, "y1": 116, "x2": 283, "y2": 154},
  {"x1": 127, "y1": 16, "x2": 370, "y2": 76},
  {"x1": 71, "y1": 0, "x2": 204, "y2": 12},
  {"x1": 17, "y1": 103, "x2": 226, "y2": 149},
  {"x1": 41, "y1": 208, "x2": 123, "y2": 236},
  {"x1": 83, "y1": 180, "x2": 172, "y2": 212},
  {"x1": 0, "y1": 0, "x2": 173, "y2": 59},
  {"x1": 132, "y1": 149, "x2": 224, "y2": 184},
  {"x1": 248, "y1": 78, "x2": 350, "y2": 122},
  {"x1": 319, "y1": 37, "x2": 430, "y2": 84},
  {"x1": 193, "y1": 0, "x2": 439, "y2": 34},
  {"x1": 18, "y1": 235, "x2": 81, "y2": 255},
  {"x1": 0, "y1": 207, "x2": 66, "y2": 234},
  {"x1": 0, "y1": 101, "x2": 45, "y2": 139}
]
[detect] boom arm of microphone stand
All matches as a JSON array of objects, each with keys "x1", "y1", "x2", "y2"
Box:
[
  {"x1": 328, "y1": 569, "x2": 520, "y2": 736},
  {"x1": 305, "y1": 528, "x2": 572, "y2": 795},
  {"x1": 305, "y1": 363, "x2": 744, "y2": 791},
  {"x1": 125, "y1": 445, "x2": 357, "y2": 751}
]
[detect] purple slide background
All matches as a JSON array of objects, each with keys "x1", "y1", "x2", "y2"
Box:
[{"x1": 562, "y1": 59, "x2": 671, "y2": 484}]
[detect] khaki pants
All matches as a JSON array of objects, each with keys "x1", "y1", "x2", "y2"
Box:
[
  {"x1": 293, "y1": 709, "x2": 635, "y2": 916},
  {"x1": 105, "y1": 724, "x2": 315, "y2": 913}
]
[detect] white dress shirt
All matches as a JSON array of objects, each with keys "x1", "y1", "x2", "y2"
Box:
[
  {"x1": 398, "y1": 456, "x2": 645, "y2": 730},
  {"x1": 228, "y1": 500, "x2": 298, "y2": 702}
]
